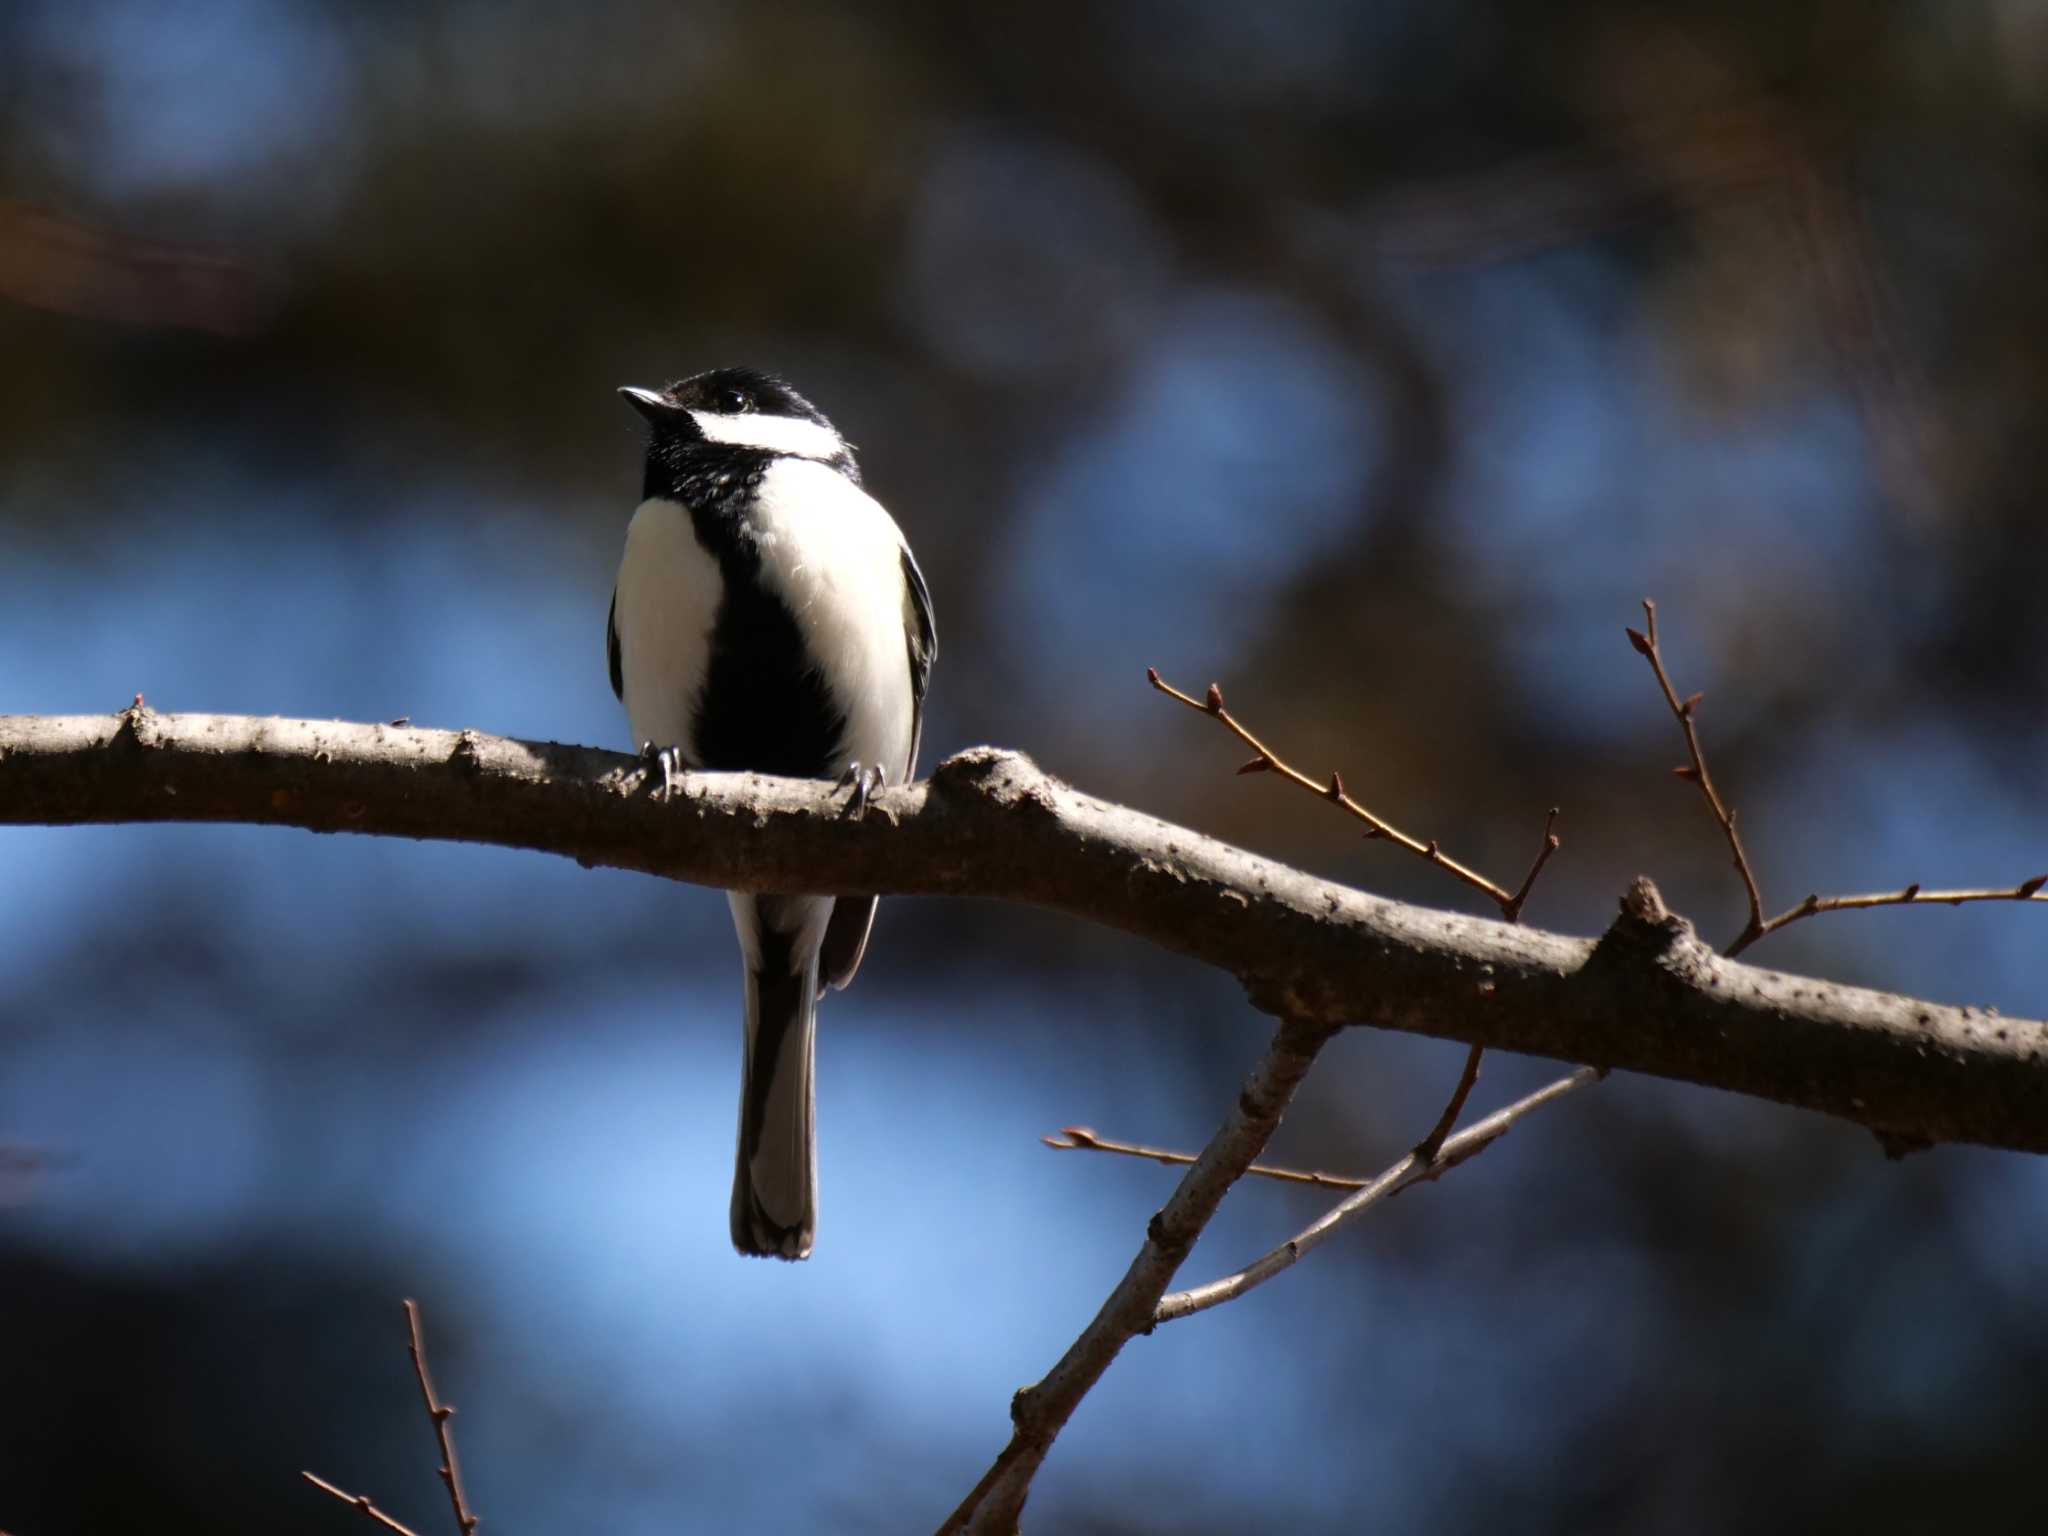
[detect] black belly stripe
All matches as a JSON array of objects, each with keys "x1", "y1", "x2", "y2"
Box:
[
  {"x1": 693, "y1": 572, "x2": 846, "y2": 779},
  {"x1": 649, "y1": 443, "x2": 847, "y2": 779}
]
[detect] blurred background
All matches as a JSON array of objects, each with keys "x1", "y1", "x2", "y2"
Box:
[{"x1": 4, "y1": 3, "x2": 2047, "y2": 1531}]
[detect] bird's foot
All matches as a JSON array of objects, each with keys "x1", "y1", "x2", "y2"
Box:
[
  {"x1": 835, "y1": 760, "x2": 887, "y2": 820},
  {"x1": 640, "y1": 741, "x2": 687, "y2": 802}
]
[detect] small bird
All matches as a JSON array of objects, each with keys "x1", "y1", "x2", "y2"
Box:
[{"x1": 608, "y1": 367, "x2": 935, "y2": 1260}]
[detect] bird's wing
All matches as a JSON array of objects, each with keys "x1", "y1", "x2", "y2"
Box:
[
  {"x1": 818, "y1": 541, "x2": 937, "y2": 995},
  {"x1": 899, "y1": 542, "x2": 937, "y2": 773},
  {"x1": 606, "y1": 587, "x2": 624, "y2": 703}
]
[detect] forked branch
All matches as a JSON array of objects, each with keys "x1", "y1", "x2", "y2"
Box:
[
  {"x1": 941, "y1": 1018, "x2": 1337, "y2": 1535},
  {"x1": 306, "y1": 1300, "x2": 480, "y2": 1536},
  {"x1": 1627, "y1": 599, "x2": 2046, "y2": 957},
  {"x1": 1146, "y1": 671, "x2": 1565, "y2": 1164},
  {"x1": 1155, "y1": 1066, "x2": 1601, "y2": 1325}
]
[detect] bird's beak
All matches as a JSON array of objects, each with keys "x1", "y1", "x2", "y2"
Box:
[{"x1": 619, "y1": 385, "x2": 685, "y2": 424}]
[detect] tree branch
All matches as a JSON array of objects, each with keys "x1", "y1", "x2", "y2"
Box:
[
  {"x1": 1147, "y1": 669, "x2": 1528, "y2": 914},
  {"x1": 302, "y1": 1473, "x2": 426, "y2": 1536},
  {"x1": 939, "y1": 1017, "x2": 1337, "y2": 1534},
  {"x1": 404, "y1": 1300, "x2": 479, "y2": 1536},
  {"x1": 1626, "y1": 599, "x2": 2047, "y2": 958},
  {"x1": 3, "y1": 707, "x2": 2045, "y2": 1153},
  {"x1": 1154, "y1": 1064, "x2": 1601, "y2": 1325},
  {"x1": 1041, "y1": 1126, "x2": 1390, "y2": 1192}
]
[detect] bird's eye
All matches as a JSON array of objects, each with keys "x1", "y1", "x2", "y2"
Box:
[{"x1": 719, "y1": 388, "x2": 753, "y2": 414}]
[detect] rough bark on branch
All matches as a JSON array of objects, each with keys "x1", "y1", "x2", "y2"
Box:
[{"x1": 2, "y1": 708, "x2": 2043, "y2": 1154}]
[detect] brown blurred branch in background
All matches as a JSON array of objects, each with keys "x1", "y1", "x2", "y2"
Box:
[
  {"x1": 0, "y1": 199, "x2": 282, "y2": 335},
  {"x1": 1364, "y1": 91, "x2": 1935, "y2": 526},
  {"x1": 1629, "y1": 598, "x2": 2047, "y2": 958},
  {"x1": 304, "y1": 1300, "x2": 480, "y2": 1536}
]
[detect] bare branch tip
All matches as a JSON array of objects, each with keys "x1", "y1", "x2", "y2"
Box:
[{"x1": 1144, "y1": 666, "x2": 1162, "y2": 689}]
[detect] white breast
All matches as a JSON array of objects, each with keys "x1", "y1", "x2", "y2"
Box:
[
  {"x1": 749, "y1": 458, "x2": 918, "y2": 782},
  {"x1": 612, "y1": 463, "x2": 918, "y2": 782},
  {"x1": 613, "y1": 496, "x2": 721, "y2": 759}
]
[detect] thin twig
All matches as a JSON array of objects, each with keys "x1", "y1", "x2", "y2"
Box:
[
  {"x1": 1627, "y1": 599, "x2": 2047, "y2": 957},
  {"x1": 404, "y1": 1300, "x2": 479, "y2": 1536},
  {"x1": 1147, "y1": 671, "x2": 1568, "y2": 1156},
  {"x1": 1624, "y1": 599, "x2": 1767, "y2": 950},
  {"x1": 1411, "y1": 1042, "x2": 1486, "y2": 1163},
  {"x1": 1051, "y1": 1042, "x2": 1497, "y2": 1191},
  {"x1": 1147, "y1": 668, "x2": 1557, "y2": 918},
  {"x1": 1757, "y1": 878, "x2": 2048, "y2": 936},
  {"x1": 1154, "y1": 1067, "x2": 1601, "y2": 1326},
  {"x1": 1501, "y1": 807, "x2": 1563, "y2": 923},
  {"x1": 1043, "y1": 1126, "x2": 1384, "y2": 1191},
  {"x1": 301, "y1": 1473, "x2": 427, "y2": 1536},
  {"x1": 941, "y1": 1018, "x2": 1336, "y2": 1535}
]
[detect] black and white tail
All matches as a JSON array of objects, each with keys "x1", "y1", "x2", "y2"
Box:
[{"x1": 730, "y1": 897, "x2": 823, "y2": 1260}]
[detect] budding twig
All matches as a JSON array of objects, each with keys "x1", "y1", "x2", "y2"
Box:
[
  {"x1": 1501, "y1": 807, "x2": 1563, "y2": 924},
  {"x1": 1153, "y1": 1066, "x2": 1602, "y2": 1325},
  {"x1": 304, "y1": 1302, "x2": 479, "y2": 1536},
  {"x1": 1627, "y1": 599, "x2": 2047, "y2": 956},
  {"x1": 301, "y1": 1473, "x2": 426, "y2": 1536},
  {"x1": 1146, "y1": 667, "x2": 1560, "y2": 921},
  {"x1": 1624, "y1": 599, "x2": 1767, "y2": 950},
  {"x1": 1044, "y1": 1125, "x2": 1385, "y2": 1191},
  {"x1": 405, "y1": 1300, "x2": 479, "y2": 1536},
  {"x1": 1132, "y1": 669, "x2": 1576, "y2": 1206}
]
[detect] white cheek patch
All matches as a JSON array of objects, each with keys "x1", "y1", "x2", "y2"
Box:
[{"x1": 691, "y1": 409, "x2": 848, "y2": 462}]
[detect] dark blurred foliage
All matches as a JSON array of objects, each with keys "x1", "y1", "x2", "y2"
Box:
[{"x1": 4, "y1": 3, "x2": 2048, "y2": 1532}]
